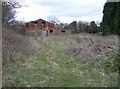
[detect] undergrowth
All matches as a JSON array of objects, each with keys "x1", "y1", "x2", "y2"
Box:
[{"x1": 2, "y1": 43, "x2": 119, "y2": 87}]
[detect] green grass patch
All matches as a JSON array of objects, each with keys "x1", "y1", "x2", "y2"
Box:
[{"x1": 3, "y1": 42, "x2": 119, "y2": 87}]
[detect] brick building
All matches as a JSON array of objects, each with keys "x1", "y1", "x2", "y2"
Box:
[{"x1": 23, "y1": 18, "x2": 66, "y2": 35}]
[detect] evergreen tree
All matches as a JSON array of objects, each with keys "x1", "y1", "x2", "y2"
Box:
[
  {"x1": 69, "y1": 21, "x2": 77, "y2": 33},
  {"x1": 114, "y1": 1, "x2": 120, "y2": 35},
  {"x1": 118, "y1": 2, "x2": 120, "y2": 35},
  {"x1": 89, "y1": 21, "x2": 97, "y2": 34},
  {"x1": 102, "y1": 2, "x2": 111, "y2": 35},
  {"x1": 101, "y1": 2, "x2": 119, "y2": 35}
]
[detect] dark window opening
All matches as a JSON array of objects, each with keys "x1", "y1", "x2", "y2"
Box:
[
  {"x1": 26, "y1": 23, "x2": 28, "y2": 28},
  {"x1": 49, "y1": 30, "x2": 53, "y2": 33},
  {"x1": 61, "y1": 30, "x2": 66, "y2": 32},
  {"x1": 34, "y1": 21, "x2": 38, "y2": 24},
  {"x1": 42, "y1": 21, "x2": 46, "y2": 24}
]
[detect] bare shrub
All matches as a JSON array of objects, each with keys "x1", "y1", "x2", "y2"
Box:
[{"x1": 2, "y1": 29, "x2": 41, "y2": 66}]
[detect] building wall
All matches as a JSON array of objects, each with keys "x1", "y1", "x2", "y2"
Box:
[
  {"x1": 24, "y1": 19, "x2": 54, "y2": 30},
  {"x1": 24, "y1": 19, "x2": 64, "y2": 33},
  {"x1": 25, "y1": 22, "x2": 38, "y2": 30}
]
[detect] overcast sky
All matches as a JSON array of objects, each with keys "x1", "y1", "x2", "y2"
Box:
[{"x1": 16, "y1": 0, "x2": 107, "y2": 23}]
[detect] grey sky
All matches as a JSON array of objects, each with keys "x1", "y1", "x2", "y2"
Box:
[{"x1": 16, "y1": 0, "x2": 107, "y2": 23}]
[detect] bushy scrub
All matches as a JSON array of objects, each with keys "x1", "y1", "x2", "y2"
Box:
[{"x1": 103, "y1": 51, "x2": 119, "y2": 73}]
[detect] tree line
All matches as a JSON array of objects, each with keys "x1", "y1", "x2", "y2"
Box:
[
  {"x1": 60, "y1": 1, "x2": 120, "y2": 35},
  {"x1": 2, "y1": 1, "x2": 120, "y2": 35},
  {"x1": 62, "y1": 20, "x2": 100, "y2": 34},
  {"x1": 101, "y1": 1, "x2": 120, "y2": 35}
]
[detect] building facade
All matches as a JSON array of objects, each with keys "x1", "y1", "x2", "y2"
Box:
[{"x1": 23, "y1": 18, "x2": 66, "y2": 35}]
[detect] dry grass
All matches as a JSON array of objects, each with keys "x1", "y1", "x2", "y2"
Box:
[
  {"x1": 2, "y1": 31, "x2": 119, "y2": 87},
  {"x1": 2, "y1": 29, "x2": 41, "y2": 84},
  {"x1": 2, "y1": 29, "x2": 41, "y2": 62},
  {"x1": 43, "y1": 33, "x2": 118, "y2": 60}
]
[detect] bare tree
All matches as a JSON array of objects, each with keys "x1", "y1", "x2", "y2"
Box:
[
  {"x1": 47, "y1": 16, "x2": 60, "y2": 24},
  {"x1": 2, "y1": 2, "x2": 21, "y2": 27}
]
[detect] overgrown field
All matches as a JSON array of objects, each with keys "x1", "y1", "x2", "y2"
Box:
[{"x1": 2, "y1": 30, "x2": 119, "y2": 87}]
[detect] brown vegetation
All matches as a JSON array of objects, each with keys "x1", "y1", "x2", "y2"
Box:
[
  {"x1": 43, "y1": 33, "x2": 118, "y2": 60},
  {"x1": 2, "y1": 29, "x2": 41, "y2": 66}
]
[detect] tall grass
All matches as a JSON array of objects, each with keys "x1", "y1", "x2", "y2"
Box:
[{"x1": 2, "y1": 42, "x2": 119, "y2": 87}]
